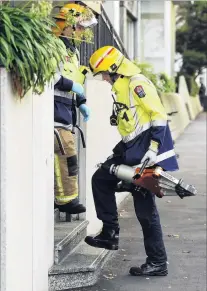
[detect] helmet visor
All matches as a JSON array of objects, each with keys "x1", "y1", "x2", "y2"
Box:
[{"x1": 78, "y1": 16, "x2": 98, "y2": 28}]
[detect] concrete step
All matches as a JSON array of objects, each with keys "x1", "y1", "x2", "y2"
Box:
[
  {"x1": 49, "y1": 242, "x2": 113, "y2": 290},
  {"x1": 54, "y1": 220, "x2": 88, "y2": 264},
  {"x1": 54, "y1": 209, "x2": 60, "y2": 223},
  {"x1": 54, "y1": 208, "x2": 80, "y2": 223}
]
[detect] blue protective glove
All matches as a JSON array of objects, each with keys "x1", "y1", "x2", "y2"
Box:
[
  {"x1": 71, "y1": 82, "x2": 84, "y2": 97},
  {"x1": 79, "y1": 104, "x2": 90, "y2": 122}
]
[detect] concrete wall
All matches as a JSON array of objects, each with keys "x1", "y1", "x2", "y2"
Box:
[
  {"x1": 0, "y1": 68, "x2": 131, "y2": 291},
  {"x1": 178, "y1": 76, "x2": 203, "y2": 121},
  {"x1": 160, "y1": 76, "x2": 203, "y2": 141},
  {"x1": 85, "y1": 75, "x2": 128, "y2": 234},
  {"x1": 0, "y1": 69, "x2": 54, "y2": 291}
]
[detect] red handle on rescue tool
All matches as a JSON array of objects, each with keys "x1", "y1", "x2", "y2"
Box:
[{"x1": 133, "y1": 158, "x2": 150, "y2": 180}]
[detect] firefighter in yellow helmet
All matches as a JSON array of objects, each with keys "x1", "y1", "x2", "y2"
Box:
[
  {"x1": 53, "y1": 3, "x2": 97, "y2": 214},
  {"x1": 85, "y1": 46, "x2": 179, "y2": 276}
]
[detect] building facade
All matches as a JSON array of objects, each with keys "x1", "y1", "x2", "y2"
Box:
[{"x1": 103, "y1": 0, "x2": 176, "y2": 77}]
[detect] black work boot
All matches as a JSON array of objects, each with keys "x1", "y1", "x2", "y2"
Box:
[
  {"x1": 84, "y1": 225, "x2": 119, "y2": 250},
  {"x1": 129, "y1": 262, "x2": 168, "y2": 276},
  {"x1": 54, "y1": 198, "x2": 86, "y2": 214}
]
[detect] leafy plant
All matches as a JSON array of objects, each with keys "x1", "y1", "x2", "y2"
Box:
[
  {"x1": 159, "y1": 73, "x2": 176, "y2": 93},
  {"x1": 65, "y1": 12, "x2": 77, "y2": 27},
  {"x1": 30, "y1": 0, "x2": 53, "y2": 18},
  {"x1": 134, "y1": 61, "x2": 159, "y2": 88},
  {"x1": 133, "y1": 60, "x2": 175, "y2": 94},
  {"x1": 0, "y1": 1, "x2": 67, "y2": 97},
  {"x1": 64, "y1": 6, "x2": 95, "y2": 46},
  {"x1": 80, "y1": 28, "x2": 94, "y2": 43}
]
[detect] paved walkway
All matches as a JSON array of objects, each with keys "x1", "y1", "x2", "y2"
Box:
[{"x1": 78, "y1": 113, "x2": 206, "y2": 291}]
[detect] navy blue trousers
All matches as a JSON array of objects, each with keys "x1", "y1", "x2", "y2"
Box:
[{"x1": 92, "y1": 156, "x2": 167, "y2": 263}]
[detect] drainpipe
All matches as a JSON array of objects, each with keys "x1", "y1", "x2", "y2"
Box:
[
  {"x1": 134, "y1": 1, "x2": 140, "y2": 60},
  {"x1": 137, "y1": 0, "x2": 142, "y2": 61}
]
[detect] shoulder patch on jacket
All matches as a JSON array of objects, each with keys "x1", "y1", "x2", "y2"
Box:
[{"x1": 134, "y1": 85, "x2": 146, "y2": 98}]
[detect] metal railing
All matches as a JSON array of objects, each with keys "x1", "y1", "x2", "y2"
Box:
[{"x1": 80, "y1": 7, "x2": 129, "y2": 66}]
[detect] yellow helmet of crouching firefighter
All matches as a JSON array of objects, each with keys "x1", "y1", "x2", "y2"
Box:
[{"x1": 89, "y1": 46, "x2": 141, "y2": 77}]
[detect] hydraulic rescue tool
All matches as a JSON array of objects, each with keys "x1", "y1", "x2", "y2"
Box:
[{"x1": 99, "y1": 159, "x2": 197, "y2": 199}]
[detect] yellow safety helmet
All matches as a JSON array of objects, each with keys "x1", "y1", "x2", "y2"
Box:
[
  {"x1": 55, "y1": 3, "x2": 85, "y2": 20},
  {"x1": 89, "y1": 46, "x2": 141, "y2": 77},
  {"x1": 53, "y1": 3, "x2": 97, "y2": 36}
]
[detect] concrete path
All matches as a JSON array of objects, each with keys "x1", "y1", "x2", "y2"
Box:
[{"x1": 76, "y1": 113, "x2": 206, "y2": 291}]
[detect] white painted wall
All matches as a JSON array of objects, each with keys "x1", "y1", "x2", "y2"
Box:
[
  {"x1": 85, "y1": 75, "x2": 129, "y2": 234},
  {"x1": 0, "y1": 68, "x2": 130, "y2": 291},
  {"x1": 141, "y1": 0, "x2": 165, "y2": 14},
  {"x1": 0, "y1": 69, "x2": 54, "y2": 291}
]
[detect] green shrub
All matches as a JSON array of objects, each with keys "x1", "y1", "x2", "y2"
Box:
[
  {"x1": 159, "y1": 73, "x2": 176, "y2": 93},
  {"x1": 133, "y1": 60, "x2": 176, "y2": 94},
  {"x1": 133, "y1": 61, "x2": 160, "y2": 88},
  {"x1": 0, "y1": 1, "x2": 67, "y2": 97},
  {"x1": 185, "y1": 75, "x2": 199, "y2": 97}
]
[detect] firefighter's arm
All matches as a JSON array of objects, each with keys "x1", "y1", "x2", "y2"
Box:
[
  {"x1": 54, "y1": 72, "x2": 86, "y2": 104},
  {"x1": 76, "y1": 66, "x2": 90, "y2": 107},
  {"x1": 54, "y1": 73, "x2": 73, "y2": 91},
  {"x1": 130, "y1": 80, "x2": 168, "y2": 151},
  {"x1": 52, "y1": 58, "x2": 72, "y2": 91}
]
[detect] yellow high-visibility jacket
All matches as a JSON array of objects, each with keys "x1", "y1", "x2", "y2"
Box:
[{"x1": 112, "y1": 74, "x2": 178, "y2": 171}]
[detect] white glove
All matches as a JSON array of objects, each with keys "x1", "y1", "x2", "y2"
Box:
[{"x1": 141, "y1": 149, "x2": 158, "y2": 167}]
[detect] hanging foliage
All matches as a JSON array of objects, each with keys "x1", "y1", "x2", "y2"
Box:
[
  {"x1": 0, "y1": 1, "x2": 67, "y2": 98},
  {"x1": 133, "y1": 61, "x2": 176, "y2": 95},
  {"x1": 64, "y1": 6, "x2": 95, "y2": 46}
]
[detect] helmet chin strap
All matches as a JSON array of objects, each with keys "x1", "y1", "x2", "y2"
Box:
[
  {"x1": 109, "y1": 73, "x2": 120, "y2": 84},
  {"x1": 71, "y1": 29, "x2": 76, "y2": 46}
]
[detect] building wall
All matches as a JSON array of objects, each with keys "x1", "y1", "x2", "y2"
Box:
[
  {"x1": 0, "y1": 69, "x2": 129, "y2": 291},
  {"x1": 0, "y1": 69, "x2": 54, "y2": 291},
  {"x1": 103, "y1": 0, "x2": 139, "y2": 59},
  {"x1": 103, "y1": 1, "x2": 120, "y2": 36},
  {"x1": 85, "y1": 74, "x2": 128, "y2": 234},
  {"x1": 103, "y1": 0, "x2": 175, "y2": 74},
  {"x1": 140, "y1": 0, "x2": 176, "y2": 76}
]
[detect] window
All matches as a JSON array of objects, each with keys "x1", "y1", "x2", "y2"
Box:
[{"x1": 126, "y1": 15, "x2": 135, "y2": 59}]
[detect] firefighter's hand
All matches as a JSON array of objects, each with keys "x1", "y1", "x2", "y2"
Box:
[
  {"x1": 79, "y1": 104, "x2": 90, "y2": 122},
  {"x1": 141, "y1": 149, "x2": 157, "y2": 167}
]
